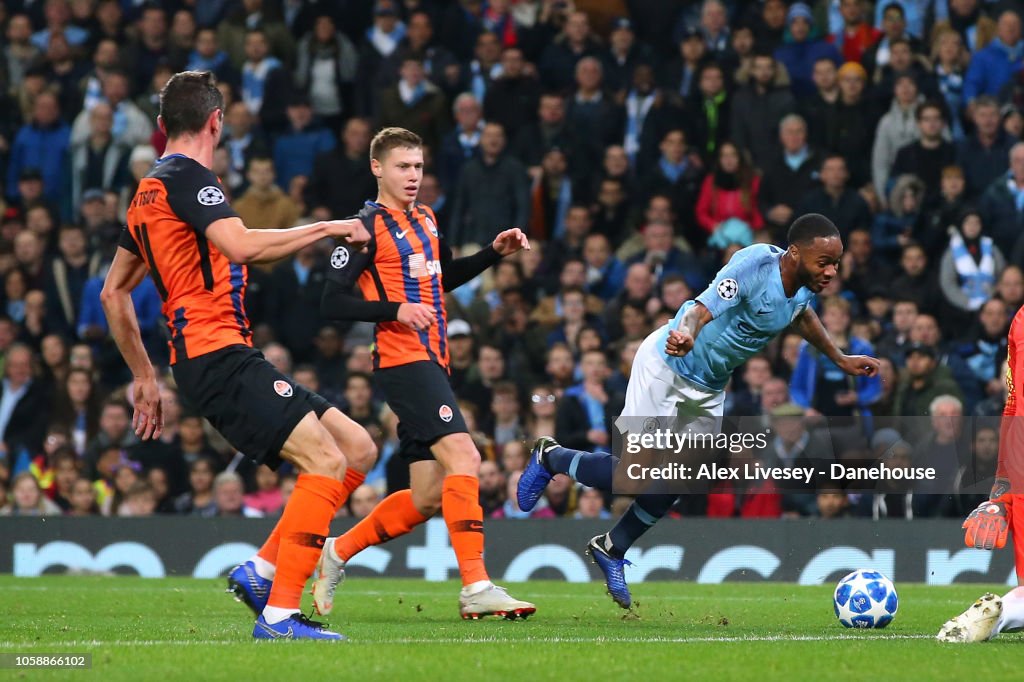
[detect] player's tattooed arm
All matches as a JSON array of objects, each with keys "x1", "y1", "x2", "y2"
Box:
[
  {"x1": 793, "y1": 307, "x2": 880, "y2": 377},
  {"x1": 665, "y1": 302, "x2": 713, "y2": 357}
]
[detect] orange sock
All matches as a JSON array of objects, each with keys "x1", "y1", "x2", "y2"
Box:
[
  {"x1": 341, "y1": 467, "x2": 366, "y2": 497},
  {"x1": 333, "y1": 489, "x2": 428, "y2": 561},
  {"x1": 257, "y1": 520, "x2": 282, "y2": 565},
  {"x1": 256, "y1": 469, "x2": 364, "y2": 568},
  {"x1": 266, "y1": 473, "x2": 347, "y2": 610},
  {"x1": 442, "y1": 474, "x2": 490, "y2": 586}
]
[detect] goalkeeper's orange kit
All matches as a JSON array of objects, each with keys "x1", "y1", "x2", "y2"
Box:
[{"x1": 965, "y1": 306, "x2": 1024, "y2": 581}]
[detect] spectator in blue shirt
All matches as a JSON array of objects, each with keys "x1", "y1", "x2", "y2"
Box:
[
  {"x1": 582, "y1": 233, "x2": 626, "y2": 301},
  {"x1": 272, "y1": 93, "x2": 336, "y2": 192},
  {"x1": 964, "y1": 10, "x2": 1024, "y2": 105},
  {"x1": 790, "y1": 297, "x2": 882, "y2": 419},
  {"x1": 774, "y1": 3, "x2": 842, "y2": 98},
  {"x1": 31, "y1": 0, "x2": 90, "y2": 50},
  {"x1": 78, "y1": 273, "x2": 162, "y2": 358},
  {"x1": 6, "y1": 91, "x2": 70, "y2": 204}
]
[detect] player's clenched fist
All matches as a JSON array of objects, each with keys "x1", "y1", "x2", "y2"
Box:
[
  {"x1": 325, "y1": 219, "x2": 371, "y2": 249},
  {"x1": 398, "y1": 303, "x2": 436, "y2": 331},
  {"x1": 963, "y1": 497, "x2": 1011, "y2": 550},
  {"x1": 665, "y1": 329, "x2": 694, "y2": 357}
]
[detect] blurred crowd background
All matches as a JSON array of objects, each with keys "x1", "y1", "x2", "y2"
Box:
[{"x1": 0, "y1": 0, "x2": 1019, "y2": 523}]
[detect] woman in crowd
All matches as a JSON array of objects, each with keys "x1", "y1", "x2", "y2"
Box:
[
  {"x1": 939, "y1": 208, "x2": 1006, "y2": 330},
  {"x1": 173, "y1": 456, "x2": 218, "y2": 517},
  {"x1": 53, "y1": 368, "x2": 102, "y2": 456},
  {"x1": 695, "y1": 140, "x2": 764, "y2": 235},
  {"x1": 1, "y1": 472, "x2": 62, "y2": 516}
]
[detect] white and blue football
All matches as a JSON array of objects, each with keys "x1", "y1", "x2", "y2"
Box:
[{"x1": 833, "y1": 569, "x2": 899, "y2": 629}]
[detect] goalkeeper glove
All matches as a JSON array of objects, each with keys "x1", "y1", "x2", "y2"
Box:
[{"x1": 963, "y1": 479, "x2": 1012, "y2": 550}]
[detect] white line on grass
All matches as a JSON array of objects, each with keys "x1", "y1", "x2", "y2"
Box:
[
  {"x1": 0, "y1": 634, "x2": 937, "y2": 648},
  {"x1": 1, "y1": 585, "x2": 975, "y2": 606}
]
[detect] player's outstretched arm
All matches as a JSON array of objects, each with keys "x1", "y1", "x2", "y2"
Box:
[
  {"x1": 100, "y1": 246, "x2": 162, "y2": 440},
  {"x1": 439, "y1": 228, "x2": 529, "y2": 292},
  {"x1": 793, "y1": 307, "x2": 880, "y2": 377},
  {"x1": 205, "y1": 216, "x2": 370, "y2": 265},
  {"x1": 665, "y1": 302, "x2": 713, "y2": 357}
]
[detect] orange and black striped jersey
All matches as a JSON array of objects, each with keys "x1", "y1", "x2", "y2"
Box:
[
  {"x1": 119, "y1": 154, "x2": 251, "y2": 364},
  {"x1": 322, "y1": 200, "x2": 502, "y2": 371}
]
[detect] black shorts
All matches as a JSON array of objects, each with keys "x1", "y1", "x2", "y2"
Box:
[
  {"x1": 172, "y1": 345, "x2": 333, "y2": 470},
  {"x1": 375, "y1": 361, "x2": 467, "y2": 463}
]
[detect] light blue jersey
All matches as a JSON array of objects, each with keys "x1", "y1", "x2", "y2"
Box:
[{"x1": 657, "y1": 243, "x2": 816, "y2": 392}]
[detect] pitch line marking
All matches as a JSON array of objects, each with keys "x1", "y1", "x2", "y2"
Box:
[{"x1": 0, "y1": 634, "x2": 937, "y2": 648}]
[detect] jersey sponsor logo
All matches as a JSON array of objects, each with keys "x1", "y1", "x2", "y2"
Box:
[
  {"x1": 717, "y1": 278, "x2": 738, "y2": 300},
  {"x1": 395, "y1": 229, "x2": 409, "y2": 239},
  {"x1": 409, "y1": 253, "x2": 442, "y2": 278},
  {"x1": 274, "y1": 380, "x2": 293, "y2": 398},
  {"x1": 197, "y1": 186, "x2": 226, "y2": 206},
  {"x1": 330, "y1": 246, "x2": 349, "y2": 269},
  {"x1": 439, "y1": 404, "x2": 453, "y2": 422}
]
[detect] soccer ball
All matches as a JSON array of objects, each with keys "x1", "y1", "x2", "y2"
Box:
[{"x1": 833, "y1": 569, "x2": 898, "y2": 629}]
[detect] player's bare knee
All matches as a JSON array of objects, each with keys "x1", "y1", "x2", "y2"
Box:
[
  {"x1": 433, "y1": 433, "x2": 480, "y2": 476},
  {"x1": 347, "y1": 430, "x2": 378, "y2": 473},
  {"x1": 308, "y1": 430, "x2": 347, "y2": 480},
  {"x1": 412, "y1": 489, "x2": 441, "y2": 517}
]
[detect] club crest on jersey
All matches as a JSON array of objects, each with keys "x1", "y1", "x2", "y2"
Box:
[
  {"x1": 274, "y1": 380, "x2": 293, "y2": 398},
  {"x1": 439, "y1": 404, "x2": 453, "y2": 422},
  {"x1": 717, "y1": 278, "x2": 738, "y2": 300},
  {"x1": 330, "y1": 246, "x2": 349, "y2": 269},
  {"x1": 197, "y1": 186, "x2": 225, "y2": 206},
  {"x1": 424, "y1": 215, "x2": 438, "y2": 236}
]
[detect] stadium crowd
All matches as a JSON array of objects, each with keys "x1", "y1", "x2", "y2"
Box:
[{"x1": 0, "y1": 0, "x2": 1018, "y2": 522}]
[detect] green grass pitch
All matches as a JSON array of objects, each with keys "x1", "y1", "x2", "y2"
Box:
[{"x1": 1, "y1": 576, "x2": 1021, "y2": 680}]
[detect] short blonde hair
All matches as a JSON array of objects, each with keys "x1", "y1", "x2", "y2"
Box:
[{"x1": 370, "y1": 127, "x2": 422, "y2": 162}]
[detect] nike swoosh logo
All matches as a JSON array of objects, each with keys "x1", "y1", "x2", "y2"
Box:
[
  {"x1": 395, "y1": 230, "x2": 408, "y2": 239},
  {"x1": 257, "y1": 622, "x2": 294, "y2": 639}
]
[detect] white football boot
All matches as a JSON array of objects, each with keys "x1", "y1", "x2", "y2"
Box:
[
  {"x1": 936, "y1": 593, "x2": 1003, "y2": 643},
  {"x1": 458, "y1": 582, "x2": 536, "y2": 620},
  {"x1": 311, "y1": 538, "x2": 346, "y2": 616}
]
